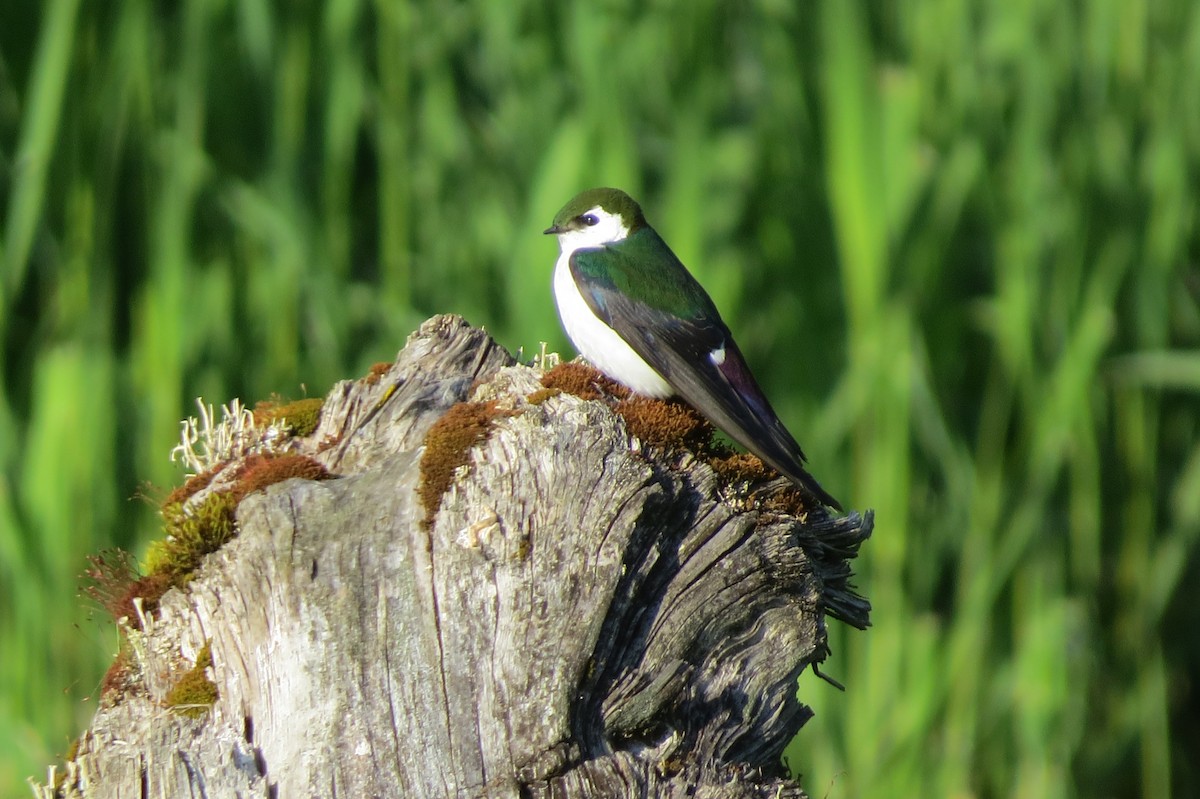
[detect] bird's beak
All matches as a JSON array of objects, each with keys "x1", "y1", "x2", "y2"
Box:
[{"x1": 543, "y1": 225, "x2": 564, "y2": 235}]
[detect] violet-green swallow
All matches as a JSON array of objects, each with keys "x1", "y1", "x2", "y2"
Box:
[{"x1": 544, "y1": 187, "x2": 841, "y2": 511}]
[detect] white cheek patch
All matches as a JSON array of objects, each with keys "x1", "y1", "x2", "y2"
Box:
[
  {"x1": 587, "y1": 206, "x2": 629, "y2": 243},
  {"x1": 556, "y1": 228, "x2": 593, "y2": 254},
  {"x1": 555, "y1": 206, "x2": 630, "y2": 254}
]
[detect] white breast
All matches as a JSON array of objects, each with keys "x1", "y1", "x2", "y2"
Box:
[{"x1": 553, "y1": 252, "x2": 674, "y2": 398}]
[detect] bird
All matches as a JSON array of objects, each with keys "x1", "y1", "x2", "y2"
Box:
[{"x1": 544, "y1": 187, "x2": 841, "y2": 511}]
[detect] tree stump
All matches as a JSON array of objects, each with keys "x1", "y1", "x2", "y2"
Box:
[{"x1": 43, "y1": 315, "x2": 871, "y2": 799}]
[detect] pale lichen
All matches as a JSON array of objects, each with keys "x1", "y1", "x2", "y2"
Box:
[{"x1": 170, "y1": 397, "x2": 291, "y2": 475}]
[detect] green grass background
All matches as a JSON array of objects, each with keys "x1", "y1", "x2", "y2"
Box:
[{"x1": 2, "y1": 1, "x2": 1198, "y2": 796}]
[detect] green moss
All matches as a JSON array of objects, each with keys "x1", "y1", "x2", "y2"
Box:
[
  {"x1": 255, "y1": 397, "x2": 325, "y2": 437},
  {"x1": 150, "y1": 492, "x2": 239, "y2": 581},
  {"x1": 418, "y1": 400, "x2": 515, "y2": 527},
  {"x1": 138, "y1": 453, "x2": 335, "y2": 624},
  {"x1": 141, "y1": 538, "x2": 172, "y2": 577},
  {"x1": 165, "y1": 642, "x2": 217, "y2": 718}
]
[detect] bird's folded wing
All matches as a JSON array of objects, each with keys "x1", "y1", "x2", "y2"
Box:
[{"x1": 569, "y1": 247, "x2": 836, "y2": 500}]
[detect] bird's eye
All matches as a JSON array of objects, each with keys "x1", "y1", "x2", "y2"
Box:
[{"x1": 581, "y1": 214, "x2": 599, "y2": 226}]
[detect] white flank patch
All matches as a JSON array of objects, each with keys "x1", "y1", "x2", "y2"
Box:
[{"x1": 708, "y1": 345, "x2": 726, "y2": 366}]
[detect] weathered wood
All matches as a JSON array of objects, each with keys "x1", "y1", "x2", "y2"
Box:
[{"x1": 45, "y1": 314, "x2": 871, "y2": 799}]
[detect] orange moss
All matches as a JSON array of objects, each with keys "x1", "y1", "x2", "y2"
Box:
[
  {"x1": 709, "y1": 453, "x2": 813, "y2": 515},
  {"x1": 419, "y1": 400, "x2": 516, "y2": 526},
  {"x1": 537, "y1": 362, "x2": 812, "y2": 510},
  {"x1": 315, "y1": 431, "x2": 344, "y2": 453},
  {"x1": 161, "y1": 467, "x2": 221, "y2": 510},
  {"x1": 101, "y1": 649, "x2": 135, "y2": 701},
  {"x1": 540, "y1": 362, "x2": 631, "y2": 401},
  {"x1": 252, "y1": 396, "x2": 283, "y2": 423},
  {"x1": 757, "y1": 488, "x2": 811, "y2": 517},
  {"x1": 615, "y1": 396, "x2": 715, "y2": 453},
  {"x1": 81, "y1": 549, "x2": 137, "y2": 617},
  {"x1": 539, "y1": 364, "x2": 790, "y2": 492},
  {"x1": 165, "y1": 642, "x2": 217, "y2": 718},
  {"x1": 364, "y1": 361, "x2": 392, "y2": 385},
  {"x1": 525, "y1": 387, "x2": 562, "y2": 405},
  {"x1": 82, "y1": 549, "x2": 175, "y2": 629},
  {"x1": 231, "y1": 453, "x2": 333, "y2": 502},
  {"x1": 708, "y1": 452, "x2": 774, "y2": 485},
  {"x1": 120, "y1": 572, "x2": 175, "y2": 624}
]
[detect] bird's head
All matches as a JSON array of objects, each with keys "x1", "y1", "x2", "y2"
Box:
[{"x1": 544, "y1": 187, "x2": 647, "y2": 252}]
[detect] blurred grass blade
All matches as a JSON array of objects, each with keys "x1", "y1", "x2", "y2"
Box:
[{"x1": 2, "y1": 0, "x2": 82, "y2": 302}]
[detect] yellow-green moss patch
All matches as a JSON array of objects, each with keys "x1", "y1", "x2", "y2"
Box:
[
  {"x1": 50, "y1": 736, "x2": 86, "y2": 792},
  {"x1": 165, "y1": 642, "x2": 217, "y2": 718},
  {"x1": 139, "y1": 453, "x2": 335, "y2": 622},
  {"x1": 150, "y1": 492, "x2": 239, "y2": 581},
  {"x1": 419, "y1": 400, "x2": 516, "y2": 526},
  {"x1": 254, "y1": 397, "x2": 325, "y2": 437}
]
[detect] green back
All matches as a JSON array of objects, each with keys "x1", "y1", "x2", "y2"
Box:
[{"x1": 572, "y1": 227, "x2": 722, "y2": 322}]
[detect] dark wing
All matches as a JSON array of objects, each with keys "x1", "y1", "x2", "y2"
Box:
[{"x1": 570, "y1": 246, "x2": 842, "y2": 511}]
